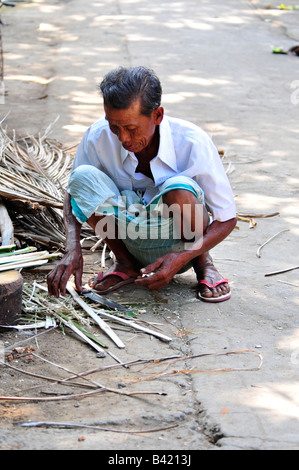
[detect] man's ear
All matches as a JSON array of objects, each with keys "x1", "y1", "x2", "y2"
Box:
[{"x1": 153, "y1": 106, "x2": 164, "y2": 125}]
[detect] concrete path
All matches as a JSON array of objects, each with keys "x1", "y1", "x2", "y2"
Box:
[{"x1": 1, "y1": 0, "x2": 299, "y2": 450}]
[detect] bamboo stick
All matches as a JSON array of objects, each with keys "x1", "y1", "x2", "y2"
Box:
[
  {"x1": 0, "y1": 250, "x2": 49, "y2": 265},
  {"x1": 0, "y1": 259, "x2": 49, "y2": 272},
  {"x1": 66, "y1": 282, "x2": 125, "y2": 349},
  {"x1": 94, "y1": 309, "x2": 172, "y2": 343},
  {"x1": 57, "y1": 315, "x2": 107, "y2": 357},
  {"x1": 0, "y1": 244, "x2": 15, "y2": 253},
  {"x1": 0, "y1": 247, "x2": 37, "y2": 258}
]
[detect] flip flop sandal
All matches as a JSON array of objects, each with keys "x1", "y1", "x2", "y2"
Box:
[
  {"x1": 197, "y1": 278, "x2": 231, "y2": 303},
  {"x1": 88, "y1": 271, "x2": 136, "y2": 295}
]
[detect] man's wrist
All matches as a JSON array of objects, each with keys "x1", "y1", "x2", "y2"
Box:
[{"x1": 65, "y1": 237, "x2": 81, "y2": 252}]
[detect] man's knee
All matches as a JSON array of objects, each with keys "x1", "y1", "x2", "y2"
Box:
[
  {"x1": 69, "y1": 165, "x2": 108, "y2": 189},
  {"x1": 161, "y1": 189, "x2": 209, "y2": 242},
  {"x1": 162, "y1": 188, "x2": 198, "y2": 207}
]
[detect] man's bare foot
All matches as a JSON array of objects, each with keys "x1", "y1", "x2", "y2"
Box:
[
  {"x1": 88, "y1": 262, "x2": 140, "y2": 293},
  {"x1": 192, "y1": 253, "x2": 231, "y2": 301}
]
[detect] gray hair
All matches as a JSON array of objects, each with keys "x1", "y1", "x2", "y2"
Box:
[{"x1": 98, "y1": 66, "x2": 162, "y2": 116}]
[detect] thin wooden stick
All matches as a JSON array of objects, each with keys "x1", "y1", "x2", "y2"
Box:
[
  {"x1": 94, "y1": 310, "x2": 172, "y2": 343},
  {"x1": 0, "y1": 358, "x2": 93, "y2": 389},
  {"x1": 0, "y1": 246, "x2": 37, "y2": 258},
  {"x1": 0, "y1": 259, "x2": 49, "y2": 272},
  {"x1": 127, "y1": 350, "x2": 263, "y2": 382},
  {"x1": 66, "y1": 282, "x2": 125, "y2": 349},
  {"x1": 237, "y1": 212, "x2": 280, "y2": 219},
  {"x1": 60, "y1": 355, "x2": 182, "y2": 384},
  {"x1": 0, "y1": 250, "x2": 49, "y2": 264},
  {"x1": 265, "y1": 266, "x2": 299, "y2": 277},
  {"x1": 19, "y1": 421, "x2": 178, "y2": 434},
  {"x1": 0, "y1": 387, "x2": 166, "y2": 403},
  {"x1": 56, "y1": 315, "x2": 107, "y2": 357},
  {"x1": 31, "y1": 352, "x2": 107, "y2": 390},
  {"x1": 257, "y1": 229, "x2": 290, "y2": 258}
]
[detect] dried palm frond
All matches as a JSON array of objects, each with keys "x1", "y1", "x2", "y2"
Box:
[
  {"x1": 0, "y1": 124, "x2": 85, "y2": 249},
  {"x1": 0, "y1": 124, "x2": 72, "y2": 207}
]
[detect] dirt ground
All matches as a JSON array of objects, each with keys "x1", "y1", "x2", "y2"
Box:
[{"x1": 0, "y1": 0, "x2": 299, "y2": 452}]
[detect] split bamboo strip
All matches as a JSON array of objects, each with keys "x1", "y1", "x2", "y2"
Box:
[
  {"x1": 0, "y1": 247, "x2": 37, "y2": 258},
  {"x1": 66, "y1": 282, "x2": 125, "y2": 349},
  {"x1": 0, "y1": 251, "x2": 62, "y2": 272},
  {"x1": 95, "y1": 309, "x2": 172, "y2": 343},
  {"x1": 0, "y1": 250, "x2": 49, "y2": 264},
  {"x1": 0, "y1": 259, "x2": 49, "y2": 272},
  {"x1": 56, "y1": 315, "x2": 107, "y2": 357},
  {"x1": 0, "y1": 244, "x2": 15, "y2": 253}
]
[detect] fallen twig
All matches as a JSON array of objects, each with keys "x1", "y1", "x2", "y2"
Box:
[
  {"x1": 0, "y1": 387, "x2": 166, "y2": 403},
  {"x1": 237, "y1": 211, "x2": 280, "y2": 229},
  {"x1": 257, "y1": 229, "x2": 290, "y2": 258},
  {"x1": 126, "y1": 350, "x2": 263, "y2": 383},
  {"x1": 277, "y1": 280, "x2": 299, "y2": 288},
  {"x1": 4, "y1": 327, "x2": 56, "y2": 354},
  {"x1": 60, "y1": 350, "x2": 262, "y2": 386},
  {"x1": 18, "y1": 421, "x2": 178, "y2": 434},
  {"x1": 57, "y1": 355, "x2": 182, "y2": 385},
  {"x1": 31, "y1": 352, "x2": 107, "y2": 390},
  {"x1": 237, "y1": 212, "x2": 280, "y2": 219},
  {"x1": 265, "y1": 266, "x2": 299, "y2": 277},
  {"x1": 0, "y1": 358, "x2": 93, "y2": 390}
]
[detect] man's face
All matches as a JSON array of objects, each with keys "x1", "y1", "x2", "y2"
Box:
[{"x1": 104, "y1": 98, "x2": 163, "y2": 154}]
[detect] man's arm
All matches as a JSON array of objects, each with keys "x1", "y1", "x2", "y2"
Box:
[
  {"x1": 47, "y1": 191, "x2": 84, "y2": 297},
  {"x1": 135, "y1": 217, "x2": 237, "y2": 291}
]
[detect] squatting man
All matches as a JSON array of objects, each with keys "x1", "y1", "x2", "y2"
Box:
[{"x1": 47, "y1": 66, "x2": 237, "y2": 302}]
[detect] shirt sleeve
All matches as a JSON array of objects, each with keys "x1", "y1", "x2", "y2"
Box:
[
  {"x1": 72, "y1": 126, "x2": 104, "y2": 171},
  {"x1": 191, "y1": 136, "x2": 236, "y2": 222}
]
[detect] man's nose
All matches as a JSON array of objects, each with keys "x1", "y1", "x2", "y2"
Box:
[{"x1": 118, "y1": 128, "x2": 131, "y2": 145}]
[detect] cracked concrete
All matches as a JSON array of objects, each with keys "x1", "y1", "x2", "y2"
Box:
[{"x1": 0, "y1": 0, "x2": 299, "y2": 451}]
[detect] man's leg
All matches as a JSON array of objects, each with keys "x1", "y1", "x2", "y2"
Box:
[
  {"x1": 87, "y1": 213, "x2": 141, "y2": 292},
  {"x1": 162, "y1": 189, "x2": 231, "y2": 300},
  {"x1": 89, "y1": 185, "x2": 231, "y2": 299},
  {"x1": 67, "y1": 165, "x2": 141, "y2": 292}
]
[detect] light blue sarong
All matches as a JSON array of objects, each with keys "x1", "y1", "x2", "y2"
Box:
[{"x1": 68, "y1": 165, "x2": 205, "y2": 270}]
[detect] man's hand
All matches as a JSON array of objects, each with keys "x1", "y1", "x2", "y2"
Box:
[
  {"x1": 47, "y1": 242, "x2": 83, "y2": 298},
  {"x1": 135, "y1": 251, "x2": 191, "y2": 291}
]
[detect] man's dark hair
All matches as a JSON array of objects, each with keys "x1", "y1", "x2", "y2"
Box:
[{"x1": 98, "y1": 66, "x2": 162, "y2": 116}]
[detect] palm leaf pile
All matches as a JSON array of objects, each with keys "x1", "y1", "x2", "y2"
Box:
[{"x1": 0, "y1": 123, "x2": 89, "y2": 250}]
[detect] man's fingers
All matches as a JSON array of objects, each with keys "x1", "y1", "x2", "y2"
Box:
[
  {"x1": 74, "y1": 265, "x2": 83, "y2": 293},
  {"x1": 47, "y1": 250, "x2": 83, "y2": 298},
  {"x1": 47, "y1": 263, "x2": 72, "y2": 297},
  {"x1": 135, "y1": 269, "x2": 167, "y2": 290},
  {"x1": 140, "y1": 257, "x2": 164, "y2": 275}
]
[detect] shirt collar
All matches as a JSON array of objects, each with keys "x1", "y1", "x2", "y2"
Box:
[
  {"x1": 120, "y1": 115, "x2": 177, "y2": 171},
  {"x1": 120, "y1": 144, "x2": 131, "y2": 163},
  {"x1": 155, "y1": 115, "x2": 177, "y2": 172}
]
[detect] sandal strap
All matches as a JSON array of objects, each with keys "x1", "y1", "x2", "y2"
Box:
[
  {"x1": 97, "y1": 271, "x2": 130, "y2": 281},
  {"x1": 198, "y1": 278, "x2": 229, "y2": 289}
]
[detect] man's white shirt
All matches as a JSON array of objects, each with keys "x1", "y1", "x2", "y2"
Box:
[{"x1": 73, "y1": 115, "x2": 236, "y2": 222}]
